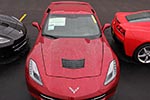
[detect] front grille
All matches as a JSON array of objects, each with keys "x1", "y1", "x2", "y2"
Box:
[
  {"x1": 88, "y1": 85, "x2": 117, "y2": 100},
  {"x1": 40, "y1": 85, "x2": 117, "y2": 100},
  {"x1": 14, "y1": 34, "x2": 26, "y2": 45},
  {"x1": 40, "y1": 94, "x2": 59, "y2": 100},
  {"x1": 88, "y1": 94, "x2": 106, "y2": 100},
  {"x1": 0, "y1": 38, "x2": 28, "y2": 58},
  {"x1": 40, "y1": 94, "x2": 106, "y2": 100},
  {"x1": 12, "y1": 39, "x2": 28, "y2": 51}
]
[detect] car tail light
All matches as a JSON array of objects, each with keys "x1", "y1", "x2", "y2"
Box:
[
  {"x1": 112, "y1": 17, "x2": 120, "y2": 25},
  {"x1": 116, "y1": 25, "x2": 125, "y2": 35}
]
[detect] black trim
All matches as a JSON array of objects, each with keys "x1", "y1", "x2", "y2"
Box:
[
  {"x1": 111, "y1": 27, "x2": 123, "y2": 44},
  {"x1": 91, "y1": 9, "x2": 95, "y2": 14},
  {"x1": 126, "y1": 12, "x2": 150, "y2": 22},
  {"x1": 62, "y1": 59, "x2": 85, "y2": 69},
  {"x1": 47, "y1": 8, "x2": 51, "y2": 13},
  {"x1": 0, "y1": 14, "x2": 29, "y2": 64},
  {"x1": 40, "y1": 94, "x2": 60, "y2": 100},
  {"x1": 39, "y1": 85, "x2": 116, "y2": 100},
  {"x1": 88, "y1": 85, "x2": 117, "y2": 100}
]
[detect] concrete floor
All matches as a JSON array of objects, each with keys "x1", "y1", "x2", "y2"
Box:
[{"x1": 0, "y1": 0, "x2": 150, "y2": 100}]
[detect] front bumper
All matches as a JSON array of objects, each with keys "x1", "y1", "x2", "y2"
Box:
[
  {"x1": 39, "y1": 90, "x2": 115, "y2": 100},
  {"x1": 27, "y1": 83, "x2": 117, "y2": 100},
  {"x1": 0, "y1": 36, "x2": 29, "y2": 64},
  {"x1": 26, "y1": 76, "x2": 118, "y2": 100}
]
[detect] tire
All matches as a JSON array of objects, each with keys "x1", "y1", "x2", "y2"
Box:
[
  {"x1": 134, "y1": 44, "x2": 150, "y2": 64},
  {"x1": 30, "y1": 95, "x2": 36, "y2": 100},
  {"x1": 108, "y1": 95, "x2": 117, "y2": 100},
  {"x1": 108, "y1": 89, "x2": 118, "y2": 100}
]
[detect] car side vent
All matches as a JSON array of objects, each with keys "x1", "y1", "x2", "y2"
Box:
[{"x1": 62, "y1": 59, "x2": 85, "y2": 69}]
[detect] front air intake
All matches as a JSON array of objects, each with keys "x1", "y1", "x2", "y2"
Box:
[{"x1": 62, "y1": 58, "x2": 85, "y2": 69}]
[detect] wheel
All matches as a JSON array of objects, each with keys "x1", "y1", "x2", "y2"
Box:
[{"x1": 134, "y1": 44, "x2": 150, "y2": 64}]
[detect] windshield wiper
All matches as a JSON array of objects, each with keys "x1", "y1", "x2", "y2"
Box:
[{"x1": 42, "y1": 34, "x2": 58, "y2": 39}]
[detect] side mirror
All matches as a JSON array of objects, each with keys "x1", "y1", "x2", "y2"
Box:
[
  {"x1": 102, "y1": 23, "x2": 111, "y2": 32},
  {"x1": 32, "y1": 22, "x2": 41, "y2": 31}
]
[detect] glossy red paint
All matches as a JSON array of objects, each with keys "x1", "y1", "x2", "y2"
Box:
[
  {"x1": 49, "y1": 1, "x2": 93, "y2": 14},
  {"x1": 42, "y1": 38, "x2": 103, "y2": 78},
  {"x1": 26, "y1": 1, "x2": 120, "y2": 100},
  {"x1": 112, "y1": 10, "x2": 150, "y2": 57}
]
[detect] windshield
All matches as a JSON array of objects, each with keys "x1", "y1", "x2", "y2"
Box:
[{"x1": 43, "y1": 14, "x2": 100, "y2": 39}]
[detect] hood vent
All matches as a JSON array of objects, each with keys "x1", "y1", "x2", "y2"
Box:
[{"x1": 62, "y1": 58, "x2": 85, "y2": 69}]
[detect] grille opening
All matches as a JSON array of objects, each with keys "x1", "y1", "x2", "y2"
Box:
[{"x1": 40, "y1": 94, "x2": 59, "y2": 100}]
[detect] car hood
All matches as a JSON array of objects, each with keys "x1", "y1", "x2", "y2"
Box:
[
  {"x1": 0, "y1": 14, "x2": 26, "y2": 47},
  {"x1": 41, "y1": 37, "x2": 103, "y2": 78}
]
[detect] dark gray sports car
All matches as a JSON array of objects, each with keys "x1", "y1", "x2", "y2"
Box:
[{"x1": 0, "y1": 14, "x2": 29, "y2": 64}]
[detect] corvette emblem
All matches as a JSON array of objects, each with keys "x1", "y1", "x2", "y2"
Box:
[{"x1": 68, "y1": 87, "x2": 80, "y2": 94}]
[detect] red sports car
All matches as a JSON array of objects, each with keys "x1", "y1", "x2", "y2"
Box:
[
  {"x1": 111, "y1": 10, "x2": 150, "y2": 64},
  {"x1": 25, "y1": 1, "x2": 120, "y2": 100}
]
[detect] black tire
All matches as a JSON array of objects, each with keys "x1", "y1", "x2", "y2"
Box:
[
  {"x1": 108, "y1": 95, "x2": 117, "y2": 100},
  {"x1": 30, "y1": 95, "x2": 37, "y2": 100},
  {"x1": 133, "y1": 43, "x2": 150, "y2": 64},
  {"x1": 108, "y1": 92, "x2": 118, "y2": 100}
]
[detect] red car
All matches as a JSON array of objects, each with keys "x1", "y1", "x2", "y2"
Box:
[
  {"x1": 112, "y1": 10, "x2": 150, "y2": 64},
  {"x1": 25, "y1": 1, "x2": 120, "y2": 100}
]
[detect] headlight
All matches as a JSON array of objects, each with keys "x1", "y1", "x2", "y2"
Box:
[
  {"x1": 29, "y1": 59, "x2": 43, "y2": 85},
  {"x1": 104, "y1": 60, "x2": 117, "y2": 85},
  {"x1": 0, "y1": 37, "x2": 10, "y2": 44}
]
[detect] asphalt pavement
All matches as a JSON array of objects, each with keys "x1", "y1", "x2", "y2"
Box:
[{"x1": 0, "y1": 0, "x2": 150, "y2": 100}]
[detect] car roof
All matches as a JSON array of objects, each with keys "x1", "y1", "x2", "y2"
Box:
[{"x1": 48, "y1": 1, "x2": 94, "y2": 14}]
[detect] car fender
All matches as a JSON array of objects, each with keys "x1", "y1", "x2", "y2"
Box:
[{"x1": 124, "y1": 29, "x2": 150, "y2": 57}]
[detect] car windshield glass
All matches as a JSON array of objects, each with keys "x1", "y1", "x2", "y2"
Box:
[{"x1": 43, "y1": 14, "x2": 100, "y2": 39}]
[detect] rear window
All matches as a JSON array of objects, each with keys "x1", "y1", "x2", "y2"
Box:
[
  {"x1": 126, "y1": 12, "x2": 150, "y2": 22},
  {"x1": 43, "y1": 14, "x2": 100, "y2": 39}
]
